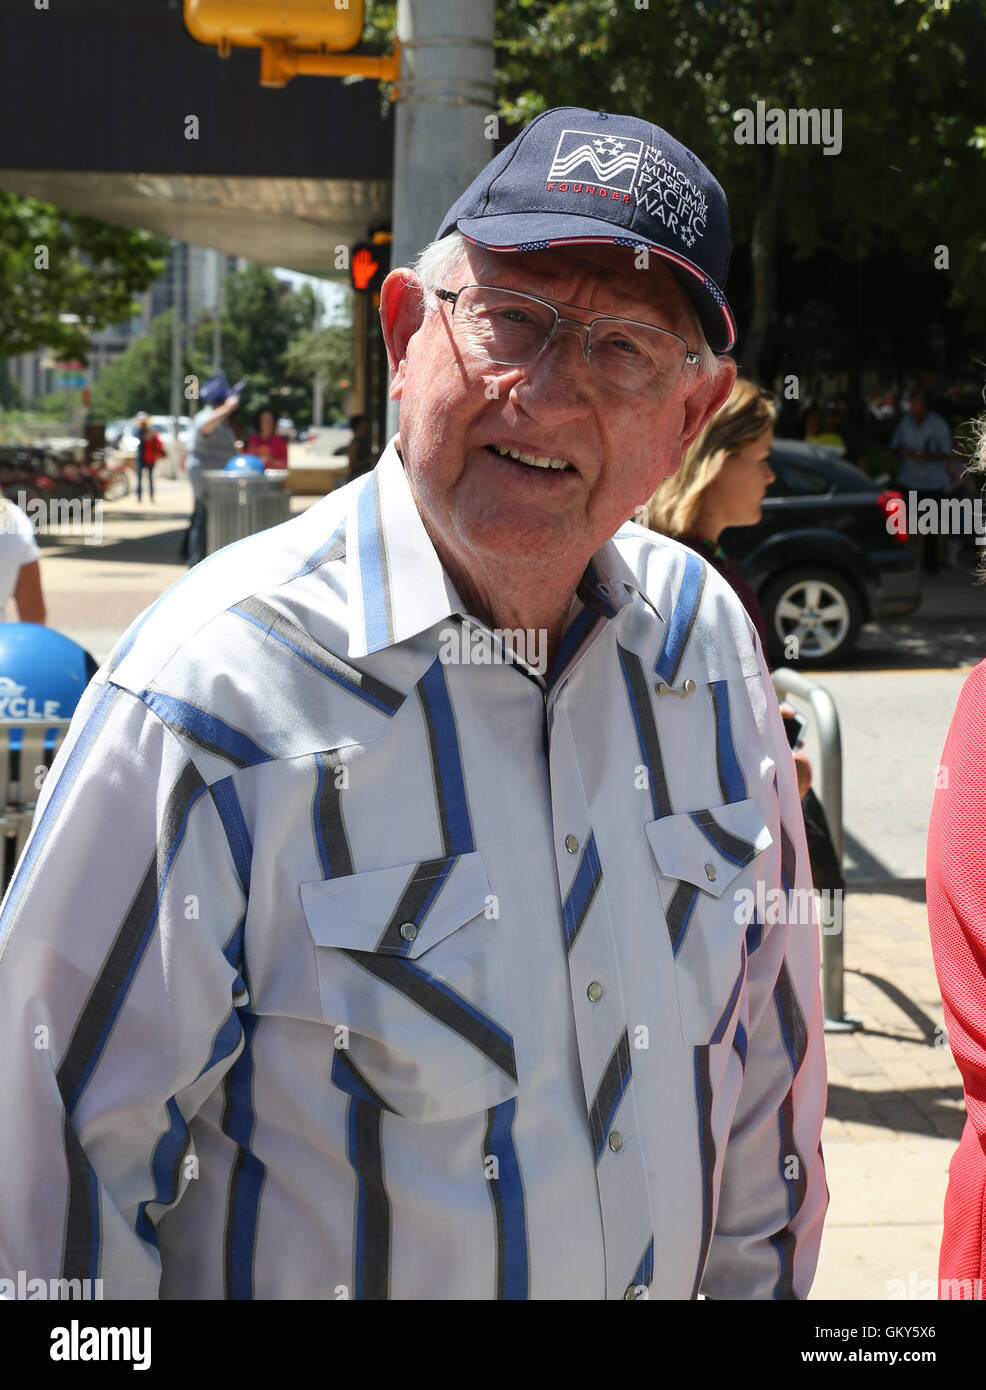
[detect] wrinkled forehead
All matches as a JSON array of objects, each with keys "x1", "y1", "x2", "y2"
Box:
[{"x1": 458, "y1": 240, "x2": 695, "y2": 334}]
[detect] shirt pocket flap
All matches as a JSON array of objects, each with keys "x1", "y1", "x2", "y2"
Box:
[
  {"x1": 644, "y1": 799, "x2": 773, "y2": 899},
  {"x1": 300, "y1": 851, "x2": 492, "y2": 959}
]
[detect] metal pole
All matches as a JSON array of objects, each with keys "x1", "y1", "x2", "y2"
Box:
[
  {"x1": 312, "y1": 288, "x2": 324, "y2": 428},
  {"x1": 166, "y1": 240, "x2": 184, "y2": 480},
  {"x1": 770, "y1": 666, "x2": 859, "y2": 1033},
  {"x1": 212, "y1": 251, "x2": 223, "y2": 369},
  {"x1": 386, "y1": 0, "x2": 497, "y2": 438}
]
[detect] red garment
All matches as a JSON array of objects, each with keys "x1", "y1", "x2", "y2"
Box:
[
  {"x1": 927, "y1": 659, "x2": 986, "y2": 1298},
  {"x1": 245, "y1": 433, "x2": 288, "y2": 468},
  {"x1": 138, "y1": 431, "x2": 165, "y2": 466}
]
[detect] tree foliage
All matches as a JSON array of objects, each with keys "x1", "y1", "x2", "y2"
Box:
[
  {"x1": 283, "y1": 316, "x2": 354, "y2": 421},
  {"x1": 365, "y1": 0, "x2": 985, "y2": 382},
  {"x1": 89, "y1": 311, "x2": 208, "y2": 420},
  {"x1": 0, "y1": 194, "x2": 166, "y2": 362},
  {"x1": 192, "y1": 263, "x2": 323, "y2": 426}
]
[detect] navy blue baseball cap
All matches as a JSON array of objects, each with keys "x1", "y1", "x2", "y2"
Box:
[
  {"x1": 199, "y1": 372, "x2": 233, "y2": 406},
  {"x1": 437, "y1": 106, "x2": 736, "y2": 353}
]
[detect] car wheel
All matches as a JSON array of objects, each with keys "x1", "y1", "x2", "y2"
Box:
[{"x1": 761, "y1": 566, "x2": 862, "y2": 667}]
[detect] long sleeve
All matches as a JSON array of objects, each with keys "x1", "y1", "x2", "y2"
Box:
[
  {"x1": 927, "y1": 660, "x2": 986, "y2": 1295},
  {"x1": 701, "y1": 637, "x2": 828, "y2": 1298},
  {"x1": 0, "y1": 678, "x2": 248, "y2": 1298}
]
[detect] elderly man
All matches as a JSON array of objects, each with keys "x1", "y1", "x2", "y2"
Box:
[{"x1": 0, "y1": 107, "x2": 826, "y2": 1300}]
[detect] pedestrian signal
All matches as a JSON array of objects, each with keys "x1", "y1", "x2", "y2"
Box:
[{"x1": 350, "y1": 240, "x2": 389, "y2": 294}]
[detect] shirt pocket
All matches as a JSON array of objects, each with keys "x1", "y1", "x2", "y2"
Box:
[
  {"x1": 299, "y1": 850, "x2": 518, "y2": 1123},
  {"x1": 645, "y1": 800, "x2": 773, "y2": 1045}
]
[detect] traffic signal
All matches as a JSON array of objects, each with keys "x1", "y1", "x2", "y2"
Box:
[
  {"x1": 350, "y1": 235, "x2": 390, "y2": 296},
  {"x1": 184, "y1": 1, "x2": 364, "y2": 50}
]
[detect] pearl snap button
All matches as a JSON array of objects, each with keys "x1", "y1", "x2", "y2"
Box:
[
  {"x1": 587, "y1": 981, "x2": 603, "y2": 1003},
  {"x1": 608, "y1": 1131, "x2": 623, "y2": 1152},
  {"x1": 705, "y1": 863, "x2": 717, "y2": 882},
  {"x1": 565, "y1": 834, "x2": 579, "y2": 854},
  {"x1": 399, "y1": 922, "x2": 418, "y2": 941}
]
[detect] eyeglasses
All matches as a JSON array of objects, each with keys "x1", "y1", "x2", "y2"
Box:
[{"x1": 435, "y1": 284, "x2": 702, "y2": 399}]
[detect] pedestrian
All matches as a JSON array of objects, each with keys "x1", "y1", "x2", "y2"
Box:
[
  {"x1": 0, "y1": 106, "x2": 826, "y2": 1300},
  {"x1": 927, "y1": 408, "x2": 986, "y2": 1298},
  {"x1": 133, "y1": 411, "x2": 166, "y2": 503},
  {"x1": 346, "y1": 413, "x2": 375, "y2": 479},
  {"x1": 891, "y1": 388, "x2": 954, "y2": 574},
  {"x1": 0, "y1": 496, "x2": 45, "y2": 622},
  {"x1": 183, "y1": 373, "x2": 241, "y2": 566},
  {"x1": 245, "y1": 406, "x2": 289, "y2": 469}
]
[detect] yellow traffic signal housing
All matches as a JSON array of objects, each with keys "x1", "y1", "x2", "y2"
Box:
[{"x1": 184, "y1": 1, "x2": 365, "y2": 52}]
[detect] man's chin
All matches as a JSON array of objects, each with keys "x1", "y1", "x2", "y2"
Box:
[{"x1": 455, "y1": 505, "x2": 581, "y2": 564}]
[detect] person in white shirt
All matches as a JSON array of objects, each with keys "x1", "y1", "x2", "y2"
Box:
[
  {"x1": 0, "y1": 497, "x2": 45, "y2": 623},
  {"x1": 890, "y1": 390, "x2": 954, "y2": 574},
  {"x1": 0, "y1": 107, "x2": 826, "y2": 1301}
]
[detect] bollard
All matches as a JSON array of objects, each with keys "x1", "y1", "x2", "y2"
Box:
[{"x1": 771, "y1": 666, "x2": 861, "y2": 1033}]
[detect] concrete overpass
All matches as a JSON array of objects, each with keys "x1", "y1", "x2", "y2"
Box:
[{"x1": 0, "y1": 0, "x2": 394, "y2": 277}]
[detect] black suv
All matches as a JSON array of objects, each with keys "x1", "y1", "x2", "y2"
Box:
[{"x1": 718, "y1": 440, "x2": 921, "y2": 667}]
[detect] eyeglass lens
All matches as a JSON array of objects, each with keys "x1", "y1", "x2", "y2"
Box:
[{"x1": 451, "y1": 286, "x2": 687, "y2": 397}]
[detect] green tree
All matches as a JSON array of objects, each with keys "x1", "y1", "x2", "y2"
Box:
[
  {"x1": 367, "y1": 0, "x2": 985, "y2": 384},
  {"x1": 194, "y1": 264, "x2": 319, "y2": 427},
  {"x1": 0, "y1": 194, "x2": 166, "y2": 362},
  {"x1": 283, "y1": 314, "x2": 354, "y2": 421},
  {"x1": 89, "y1": 312, "x2": 209, "y2": 420}
]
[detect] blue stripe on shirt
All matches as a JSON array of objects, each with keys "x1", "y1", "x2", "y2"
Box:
[
  {"x1": 211, "y1": 776, "x2": 253, "y2": 895},
  {"x1": 485, "y1": 1098, "x2": 529, "y2": 1299},
  {"x1": 139, "y1": 690, "x2": 274, "y2": 767},
  {"x1": 418, "y1": 660, "x2": 474, "y2": 857},
  {"x1": 357, "y1": 474, "x2": 390, "y2": 650},
  {"x1": 656, "y1": 550, "x2": 703, "y2": 682},
  {"x1": 710, "y1": 679, "x2": 747, "y2": 803}
]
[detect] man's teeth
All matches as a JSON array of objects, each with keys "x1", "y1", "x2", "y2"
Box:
[{"x1": 491, "y1": 445, "x2": 572, "y2": 470}]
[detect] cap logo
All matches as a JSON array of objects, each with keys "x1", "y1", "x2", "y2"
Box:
[
  {"x1": 547, "y1": 129, "x2": 644, "y2": 193},
  {"x1": 634, "y1": 146, "x2": 709, "y2": 250}
]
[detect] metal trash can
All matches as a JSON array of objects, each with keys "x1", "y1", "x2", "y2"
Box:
[{"x1": 201, "y1": 470, "x2": 291, "y2": 556}]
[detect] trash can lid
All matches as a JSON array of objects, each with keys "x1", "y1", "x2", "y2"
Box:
[
  {"x1": 224, "y1": 453, "x2": 267, "y2": 474},
  {"x1": 0, "y1": 624, "x2": 97, "y2": 721}
]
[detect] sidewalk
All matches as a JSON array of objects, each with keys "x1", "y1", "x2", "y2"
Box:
[
  {"x1": 33, "y1": 482, "x2": 969, "y2": 1301},
  {"x1": 811, "y1": 881, "x2": 962, "y2": 1300},
  {"x1": 35, "y1": 473, "x2": 318, "y2": 663}
]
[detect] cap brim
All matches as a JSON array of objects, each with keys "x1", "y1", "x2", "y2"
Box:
[{"x1": 454, "y1": 212, "x2": 735, "y2": 353}]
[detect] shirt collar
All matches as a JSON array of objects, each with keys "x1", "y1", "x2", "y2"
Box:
[{"x1": 345, "y1": 438, "x2": 664, "y2": 658}]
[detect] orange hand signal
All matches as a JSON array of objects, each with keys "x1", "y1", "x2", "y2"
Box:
[{"x1": 352, "y1": 246, "x2": 380, "y2": 291}]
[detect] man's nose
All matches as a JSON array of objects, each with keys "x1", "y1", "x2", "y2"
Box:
[
  {"x1": 550, "y1": 316, "x2": 592, "y2": 361},
  {"x1": 511, "y1": 325, "x2": 592, "y2": 414}
]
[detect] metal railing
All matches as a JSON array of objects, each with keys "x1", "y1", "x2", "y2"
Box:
[{"x1": 771, "y1": 667, "x2": 860, "y2": 1033}]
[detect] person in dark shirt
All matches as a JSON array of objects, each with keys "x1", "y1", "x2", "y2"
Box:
[{"x1": 346, "y1": 414, "x2": 376, "y2": 480}]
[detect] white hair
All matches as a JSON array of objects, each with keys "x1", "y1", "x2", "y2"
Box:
[{"x1": 412, "y1": 229, "x2": 721, "y2": 379}]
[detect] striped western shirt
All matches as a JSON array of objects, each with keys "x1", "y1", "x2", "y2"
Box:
[{"x1": 0, "y1": 439, "x2": 827, "y2": 1300}]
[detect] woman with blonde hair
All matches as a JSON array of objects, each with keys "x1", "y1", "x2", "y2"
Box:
[{"x1": 645, "y1": 376, "x2": 777, "y2": 652}]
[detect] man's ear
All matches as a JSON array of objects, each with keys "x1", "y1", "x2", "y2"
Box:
[
  {"x1": 379, "y1": 269, "x2": 426, "y2": 402},
  {"x1": 679, "y1": 354, "x2": 737, "y2": 455}
]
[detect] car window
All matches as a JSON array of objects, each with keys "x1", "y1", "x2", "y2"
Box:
[{"x1": 768, "y1": 458, "x2": 831, "y2": 497}]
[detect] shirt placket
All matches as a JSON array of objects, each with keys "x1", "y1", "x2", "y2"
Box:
[{"x1": 545, "y1": 673, "x2": 656, "y2": 1301}]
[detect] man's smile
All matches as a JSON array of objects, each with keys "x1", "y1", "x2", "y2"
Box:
[{"x1": 483, "y1": 442, "x2": 577, "y2": 474}]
